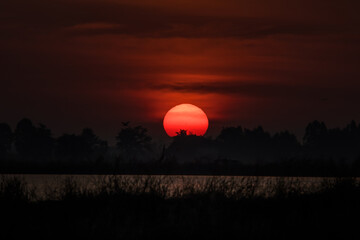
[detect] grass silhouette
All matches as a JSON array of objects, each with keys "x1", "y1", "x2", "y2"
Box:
[{"x1": 0, "y1": 175, "x2": 359, "y2": 239}]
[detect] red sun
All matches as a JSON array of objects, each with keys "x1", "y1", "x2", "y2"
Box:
[{"x1": 163, "y1": 103, "x2": 209, "y2": 137}]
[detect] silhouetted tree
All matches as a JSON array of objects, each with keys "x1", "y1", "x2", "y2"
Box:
[
  {"x1": 303, "y1": 120, "x2": 328, "y2": 148},
  {"x1": 244, "y1": 126, "x2": 271, "y2": 148},
  {"x1": 217, "y1": 126, "x2": 244, "y2": 145},
  {"x1": 217, "y1": 125, "x2": 304, "y2": 163},
  {"x1": 272, "y1": 131, "x2": 300, "y2": 159},
  {"x1": 273, "y1": 131, "x2": 299, "y2": 149},
  {"x1": 343, "y1": 120, "x2": 360, "y2": 148},
  {"x1": 36, "y1": 123, "x2": 54, "y2": 159},
  {"x1": 14, "y1": 118, "x2": 54, "y2": 160},
  {"x1": 216, "y1": 126, "x2": 244, "y2": 160},
  {"x1": 116, "y1": 123, "x2": 152, "y2": 161},
  {"x1": 0, "y1": 123, "x2": 13, "y2": 158},
  {"x1": 176, "y1": 129, "x2": 188, "y2": 137},
  {"x1": 301, "y1": 120, "x2": 360, "y2": 162},
  {"x1": 80, "y1": 128, "x2": 108, "y2": 156},
  {"x1": 56, "y1": 128, "x2": 107, "y2": 162},
  {"x1": 167, "y1": 132, "x2": 216, "y2": 163},
  {"x1": 14, "y1": 118, "x2": 35, "y2": 158},
  {"x1": 322, "y1": 121, "x2": 360, "y2": 160},
  {"x1": 56, "y1": 134, "x2": 84, "y2": 160}
]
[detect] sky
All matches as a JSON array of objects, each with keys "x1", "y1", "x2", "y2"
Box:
[{"x1": 1, "y1": 0, "x2": 360, "y2": 143}]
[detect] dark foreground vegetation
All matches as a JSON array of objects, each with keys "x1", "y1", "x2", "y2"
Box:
[
  {"x1": 1, "y1": 118, "x2": 360, "y2": 176},
  {"x1": 1, "y1": 158, "x2": 359, "y2": 177},
  {"x1": 0, "y1": 175, "x2": 359, "y2": 239}
]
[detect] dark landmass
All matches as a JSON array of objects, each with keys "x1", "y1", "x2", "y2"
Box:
[
  {"x1": 1, "y1": 118, "x2": 360, "y2": 176},
  {"x1": 0, "y1": 176, "x2": 359, "y2": 240}
]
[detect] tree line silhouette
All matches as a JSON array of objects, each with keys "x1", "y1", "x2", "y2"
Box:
[
  {"x1": 0, "y1": 119, "x2": 108, "y2": 163},
  {"x1": 1, "y1": 118, "x2": 360, "y2": 176}
]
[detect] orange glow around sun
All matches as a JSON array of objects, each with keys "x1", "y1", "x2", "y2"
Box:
[{"x1": 163, "y1": 103, "x2": 209, "y2": 137}]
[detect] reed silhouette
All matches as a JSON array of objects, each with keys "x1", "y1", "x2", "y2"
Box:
[{"x1": 0, "y1": 176, "x2": 359, "y2": 239}]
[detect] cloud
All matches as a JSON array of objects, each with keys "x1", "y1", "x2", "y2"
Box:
[
  {"x1": 148, "y1": 80, "x2": 353, "y2": 100},
  {"x1": 0, "y1": 0, "x2": 344, "y2": 40},
  {"x1": 66, "y1": 20, "x2": 324, "y2": 39}
]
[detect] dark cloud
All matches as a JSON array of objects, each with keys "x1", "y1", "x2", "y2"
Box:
[
  {"x1": 0, "y1": 0, "x2": 353, "y2": 40},
  {"x1": 63, "y1": 20, "x2": 325, "y2": 39},
  {"x1": 149, "y1": 81, "x2": 359, "y2": 101}
]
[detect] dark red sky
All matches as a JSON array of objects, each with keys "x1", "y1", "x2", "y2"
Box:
[{"x1": 1, "y1": 0, "x2": 360, "y2": 143}]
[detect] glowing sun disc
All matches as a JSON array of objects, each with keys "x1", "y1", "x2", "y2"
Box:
[{"x1": 163, "y1": 103, "x2": 209, "y2": 137}]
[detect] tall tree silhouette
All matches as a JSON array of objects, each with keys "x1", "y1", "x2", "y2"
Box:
[
  {"x1": 273, "y1": 131, "x2": 299, "y2": 149},
  {"x1": 116, "y1": 123, "x2": 152, "y2": 161},
  {"x1": 80, "y1": 128, "x2": 108, "y2": 160},
  {"x1": 343, "y1": 120, "x2": 360, "y2": 149},
  {"x1": 303, "y1": 120, "x2": 328, "y2": 148},
  {"x1": 36, "y1": 123, "x2": 54, "y2": 159},
  {"x1": 56, "y1": 134, "x2": 84, "y2": 160},
  {"x1": 14, "y1": 118, "x2": 35, "y2": 158},
  {"x1": 56, "y1": 128, "x2": 107, "y2": 162},
  {"x1": 301, "y1": 120, "x2": 360, "y2": 160},
  {"x1": 0, "y1": 123, "x2": 13, "y2": 158},
  {"x1": 217, "y1": 126, "x2": 244, "y2": 145},
  {"x1": 244, "y1": 126, "x2": 271, "y2": 148},
  {"x1": 167, "y1": 131, "x2": 215, "y2": 163},
  {"x1": 272, "y1": 131, "x2": 300, "y2": 159},
  {"x1": 216, "y1": 126, "x2": 244, "y2": 160},
  {"x1": 14, "y1": 119, "x2": 54, "y2": 160}
]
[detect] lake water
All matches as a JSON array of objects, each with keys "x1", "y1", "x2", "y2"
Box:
[{"x1": 1, "y1": 174, "x2": 344, "y2": 200}]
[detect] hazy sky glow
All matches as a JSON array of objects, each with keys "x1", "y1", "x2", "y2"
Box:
[{"x1": 1, "y1": 0, "x2": 360, "y2": 141}]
